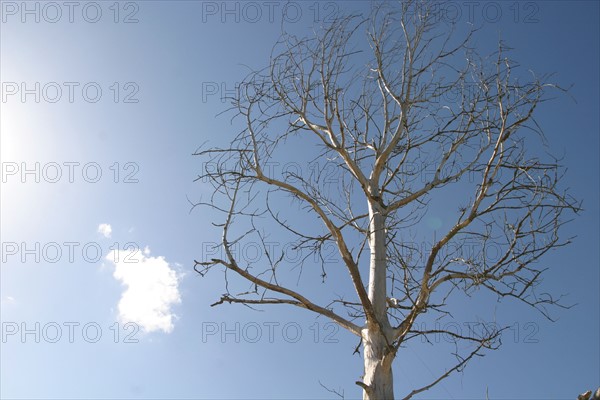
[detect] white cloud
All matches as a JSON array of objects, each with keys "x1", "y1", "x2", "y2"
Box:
[
  {"x1": 1, "y1": 296, "x2": 16, "y2": 305},
  {"x1": 98, "y1": 223, "x2": 112, "y2": 238},
  {"x1": 106, "y1": 247, "x2": 181, "y2": 334}
]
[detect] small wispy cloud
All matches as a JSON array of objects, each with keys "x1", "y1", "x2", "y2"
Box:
[
  {"x1": 1, "y1": 296, "x2": 17, "y2": 308},
  {"x1": 98, "y1": 223, "x2": 112, "y2": 238},
  {"x1": 106, "y1": 247, "x2": 181, "y2": 334}
]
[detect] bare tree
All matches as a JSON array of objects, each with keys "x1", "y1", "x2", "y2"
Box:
[{"x1": 193, "y1": 2, "x2": 580, "y2": 399}]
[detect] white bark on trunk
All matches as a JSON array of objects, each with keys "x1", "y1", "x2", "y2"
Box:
[
  {"x1": 362, "y1": 328, "x2": 395, "y2": 400},
  {"x1": 361, "y1": 199, "x2": 396, "y2": 399},
  {"x1": 367, "y1": 201, "x2": 387, "y2": 322}
]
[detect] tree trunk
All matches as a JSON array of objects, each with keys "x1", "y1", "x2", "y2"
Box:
[
  {"x1": 362, "y1": 199, "x2": 395, "y2": 399},
  {"x1": 367, "y1": 201, "x2": 388, "y2": 322},
  {"x1": 362, "y1": 327, "x2": 395, "y2": 400}
]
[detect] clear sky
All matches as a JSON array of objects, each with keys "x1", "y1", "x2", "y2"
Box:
[{"x1": 1, "y1": 1, "x2": 598, "y2": 399}]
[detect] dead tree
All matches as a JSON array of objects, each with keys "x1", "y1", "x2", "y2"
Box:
[{"x1": 193, "y1": 2, "x2": 580, "y2": 399}]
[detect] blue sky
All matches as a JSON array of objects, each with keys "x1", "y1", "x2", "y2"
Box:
[{"x1": 0, "y1": 1, "x2": 598, "y2": 399}]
